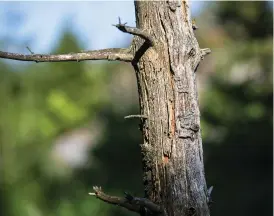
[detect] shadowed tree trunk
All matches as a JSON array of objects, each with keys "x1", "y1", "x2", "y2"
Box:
[{"x1": 0, "y1": 1, "x2": 211, "y2": 216}]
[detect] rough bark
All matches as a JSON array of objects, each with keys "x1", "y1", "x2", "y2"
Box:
[
  {"x1": 0, "y1": 1, "x2": 210, "y2": 215},
  {"x1": 131, "y1": 1, "x2": 210, "y2": 216}
]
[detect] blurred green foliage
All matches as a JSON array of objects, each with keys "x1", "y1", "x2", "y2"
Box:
[
  {"x1": 199, "y1": 2, "x2": 272, "y2": 216},
  {"x1": 0, "y1": 2, "x2": 272, "y2": 216},
  {"x1": 0, "y1": 27, "x2": 142, "y2": 216}
]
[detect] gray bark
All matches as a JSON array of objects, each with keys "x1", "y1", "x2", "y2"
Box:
[
  {"x1": 0, "y1": 1, "x2": 210, "y2": 215},
  {"x1": 131, "y1": 1, "x2": 210, "y2": 216}
]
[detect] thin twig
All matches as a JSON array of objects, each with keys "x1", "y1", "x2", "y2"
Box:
[
  {"x1": 89, "y1": 186, "x2": 140, "y2": 213},
  {"x1": 26, "y1": 46, "x2": 35, "y2": 54},
  {"x1": 0, "y1": 48, "x2": 133, "y2": 63},
  {"x1": 124, "y1": 114, "x2": 148, "y2": 119},
  {"x1": 200, "y1": 48, "x2": 211, "y2": 59},
  {"x1": 192, "y1": 19, "x2": 198, "y2": 30},
  {"x1": 0, "y1": 18, "x2": 153, "y2": 63},
  {"x1": 207, "y1": 186, "x2": 214, "y2": 206},
  {"x1": 113, "y1": 17, "x2": 155, "y2": 46},
  {"x1": 89, "y1": 186, "x2": 162, "y2": 214}
]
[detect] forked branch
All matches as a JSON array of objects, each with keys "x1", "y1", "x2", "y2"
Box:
[{"x1": 89, "y1": 186, "x2": 162, "y2": 214}]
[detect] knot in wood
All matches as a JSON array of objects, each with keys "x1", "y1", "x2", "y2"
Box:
[{"x1": 188, "y1": 48, "x2": 196, "y2": 58}]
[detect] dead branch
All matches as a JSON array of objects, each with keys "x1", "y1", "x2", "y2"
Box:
[
  {"x1": 0, "y1": 17, "x2": 155, "y2": 63},
  {"x1": 113, "y1": 17, "x2": 155, "y2": 46},
  {"x1": 89, "y1": 186, "x2": 162, "y2": 214},
  {"x1": 0, "y1": 48, "x2": 133, "y2": 63}
]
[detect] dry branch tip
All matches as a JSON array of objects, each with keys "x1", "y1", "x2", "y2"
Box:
[
  {"x1": 113, "y1": 17, "x2": 155, "y2": 46},
  {"x1": 26, "y1": 46, "x2": 35, "y2": 54},
  {"x1": 192, "y1": 19, "x2": 198, "y2": 30},
  {"x1": 200, "y1": 48, "x2": 211, "y2": 57},
  {"x1": 88, "y1": 192, "x2": 96, "y2": 196},
  {"x1": 124, "y1": 114, "x2": 148, "y2": 119},
  {"x1": 89, "y1": 186, "x2": 162, "y2": 214},
  {"x1": 207, "y1": 186, "x2": 214, "y2": 206}
]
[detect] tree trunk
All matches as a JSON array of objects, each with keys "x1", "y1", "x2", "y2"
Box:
[
  {"x1": 132, "y1": 1, "x2": 210, "y2": 216},
  {"x1": 0, "y1": 1, "x2": 210, "y2": 215}
]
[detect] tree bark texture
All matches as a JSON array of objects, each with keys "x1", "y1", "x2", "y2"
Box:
[
  {"x1": 0, "y1": 1, "x2": 210, "y2": 215},
  {"x1": 131, "y1": 1, "x2": 210, "y2": 216}
]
